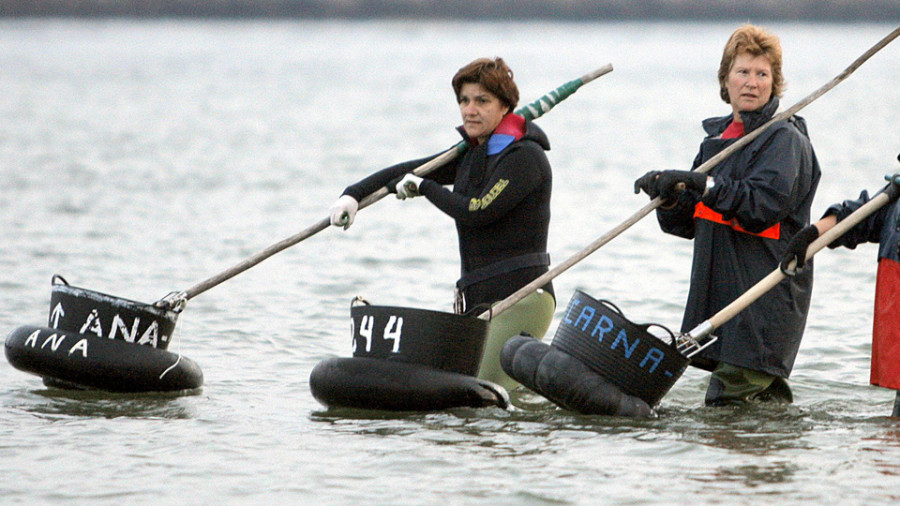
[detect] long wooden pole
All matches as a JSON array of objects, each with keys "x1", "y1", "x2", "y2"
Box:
[
  {"x1": 156, "y1": 64, "x2": 614, "y2": 310},
  {"x1": 355, "y1": 64, "x2": 614, "y2": 214},
  {"x1": 480, "y1": 25, "x2": 900, "y2": 321},
  {"x1": 683, "y1": 179, "x2": 899, "y2": 348}
]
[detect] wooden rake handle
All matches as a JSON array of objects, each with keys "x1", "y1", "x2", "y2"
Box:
[
  {"x1": 481, "y1": 25, "x2": 900, "y2": 322},
  {"x1": 692, "y1": 182, "x2": 899, "y2": 341},
  {"x1": 156, "y1": 64, "x2": 615, "y2": 308}
]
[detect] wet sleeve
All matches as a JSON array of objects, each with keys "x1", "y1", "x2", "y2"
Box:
[
  {"x1": 657, "y1": 190, "x2": 700, "y2": 239},
  {"x1": 824, "y1": 189, "x2": 889, "y2": 249},
  {"x1": 418, "y1": 143, "x2": 548, "y2": 227},
  {"x1": 341, "y1": 151, "x2": 459, "y2": 202}
]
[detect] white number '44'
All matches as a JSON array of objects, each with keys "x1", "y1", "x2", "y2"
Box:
[{"x1": 354, "y1": 315, "x2": 403, "y2": 353}]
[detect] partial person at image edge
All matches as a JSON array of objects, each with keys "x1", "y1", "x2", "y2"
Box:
[{"x1": 780, "y1": 158, "x2": 900, "y2": 416}]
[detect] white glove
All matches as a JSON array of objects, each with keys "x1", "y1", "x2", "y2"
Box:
[
  {"x1": 395, "y1": 173, "x2": 423, "y2": 200},
  {"x1": 329, "y1": 195, "x2": 359, "y2": 229}
]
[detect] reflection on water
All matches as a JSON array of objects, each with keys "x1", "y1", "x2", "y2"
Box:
[
  {"x1": 18, "y1": 386, "x2": 201, "y2": 420},
  {"x1": 313, "y1": 388, "x2": 819, "y2": 453},
  {"x1": 701, "y1": 460, "x2": 799, "y2": 488},
  {"x1": 665, "y1": 403, "x2": 815, "y2": 453},
  {"x1": 864, "y1": 427, "x2": 900, "y2": 450}
]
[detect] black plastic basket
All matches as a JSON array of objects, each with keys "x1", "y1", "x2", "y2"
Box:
[
  {"x1": 350, "y1": 297, "x2": 488, "y2": 376},
  {"x1": 551, "y1": 290, "x2": 689, "y2": 406},
  {"x1": 48, "y1": 275, "x2": 179, "y2": 350}
]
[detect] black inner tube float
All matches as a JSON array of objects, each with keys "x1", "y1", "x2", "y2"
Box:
[
  {"x1": 501, "y1": 290, "x2": 690, "y2": 417},
  {"x1": 309, "y1": 297, "x2": 509, "y2": 412},
  {"x1": 4, "y1": 275, "x2": 203, "y2": 393}
]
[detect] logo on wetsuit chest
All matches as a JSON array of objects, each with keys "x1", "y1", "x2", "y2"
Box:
[{"x1": 469, "y1": 178, "x2": 509, "y2": 211}]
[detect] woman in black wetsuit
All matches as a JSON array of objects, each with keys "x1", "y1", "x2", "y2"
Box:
[{"x1": 328, "y1": 57, "x2": 555, "y2": 390}]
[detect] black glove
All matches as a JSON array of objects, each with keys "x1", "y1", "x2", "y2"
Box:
[
  {"x1": 780, "y1": 224, "x2": 820, "y2": 276},
  {"x1": 633, "y1": 170, "x2": 661, "y2": 199},
  {"x1": 656, "y1": 170, "x2": 707, "y2": 202}
]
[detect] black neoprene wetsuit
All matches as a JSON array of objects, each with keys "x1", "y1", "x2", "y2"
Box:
[{"x1": 341, "y1": 116, "x2": 554, "y2": 312}]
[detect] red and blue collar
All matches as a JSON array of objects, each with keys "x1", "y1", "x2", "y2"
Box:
[
  {"x1": 486, "y1": 113, "x2": 526, "y2": 155},
  {"x1": 458, "y1": 113, "x2": 526, "y2": 155}
]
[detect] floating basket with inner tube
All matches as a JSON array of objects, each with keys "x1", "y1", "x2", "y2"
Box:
[
  {"x1": 501, "y1": 289, "x2": 691, "y2": 417},
  {"x1": 4, "y1": 275, "x2": 203, "y2": 393},
  {"x1": 309, "y1": 297, "x2": 508, "y2": 411}
]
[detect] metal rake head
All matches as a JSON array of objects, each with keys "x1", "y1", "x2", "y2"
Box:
[{"x1": 676, "y1": 332, "x2": 718, "y2": 358}]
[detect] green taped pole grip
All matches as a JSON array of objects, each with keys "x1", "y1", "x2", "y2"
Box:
[{"x1": 452, "y1": 63, "x2": 614, "y2": 156}]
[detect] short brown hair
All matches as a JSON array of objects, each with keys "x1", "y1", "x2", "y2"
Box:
[
  {"x1": 452, "y1": 57, "x2": 519, "y2": 112},
  {"x1": 717, "y1": 24, "x2": 785, "y2": 104}
]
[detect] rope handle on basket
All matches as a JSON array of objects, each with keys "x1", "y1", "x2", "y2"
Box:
[
  {"x1": 639, "y1": 323, "x2": 679, "y2": 349},
  {"x1": 598, "y1": 299, "x2": 678, "y2": 348},
  {"x1": 51, "y1": 274, "x2": 69, "y2": 286},
  {"x1": 351, "y1": 296, "x2": 371, "y2": 308},
  {"x1": 598, "y1": 299, "x2": 625, "y2": 317}
]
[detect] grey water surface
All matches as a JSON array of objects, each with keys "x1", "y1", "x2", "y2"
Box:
[{"x1": 1, "y1": 19, "x2": 899, "y2": 505}]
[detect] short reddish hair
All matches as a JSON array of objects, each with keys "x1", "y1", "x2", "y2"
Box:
[
  {"x1": 452, "y1": 57, "x2": 519, "y2": 112},
  {"x1": 718, "y1": 25, "x2": 785, "y2": 104}
]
